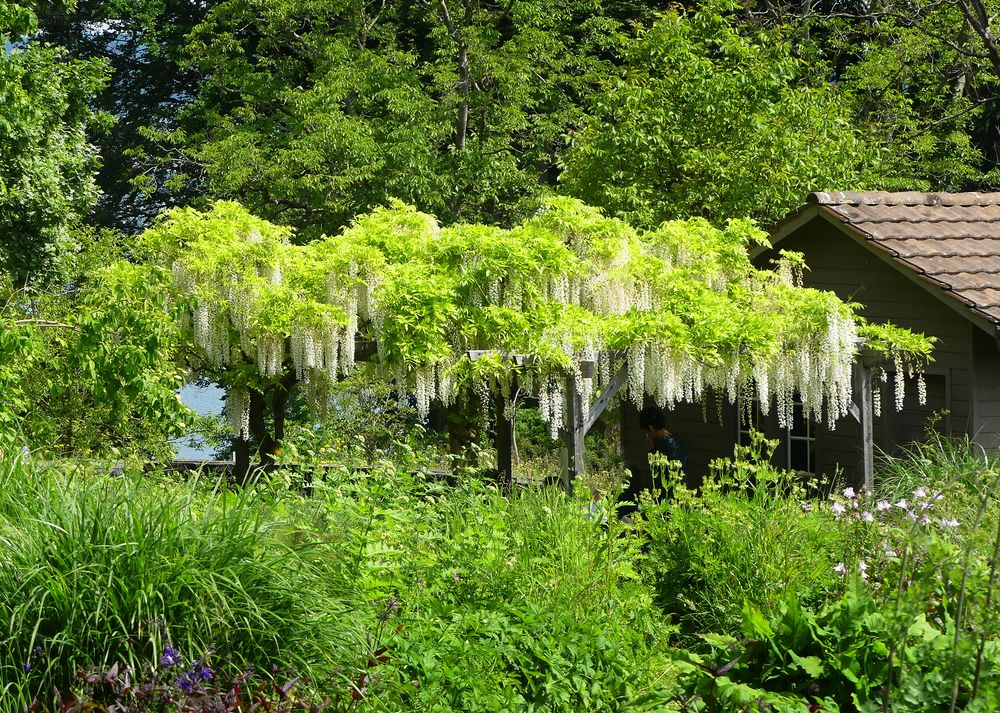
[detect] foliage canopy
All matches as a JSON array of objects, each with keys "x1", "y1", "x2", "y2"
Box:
[{"x1": 139, "y1": 198, "x2": 933, "y2": 443}]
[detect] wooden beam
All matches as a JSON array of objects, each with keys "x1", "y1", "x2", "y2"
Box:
[
  {"x1": 582, "y1": 361, "x2": 628, "y2": 435},
  {"x1": 561, "y1": 375, "x2": 585, "y2": 492},
  {"x1": 855, "y1": 362, "x2": 875, "y2": 492}
]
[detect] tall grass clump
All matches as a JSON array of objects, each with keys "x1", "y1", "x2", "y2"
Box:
[{"x1": 0, "y1": 457, "x2": 353, "y2": 707}]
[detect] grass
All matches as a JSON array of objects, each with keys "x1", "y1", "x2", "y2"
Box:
[
  {"x1": 0, "y1": 458, "x2": 355, "y2": 707},
  {"x1": 5, "y1": 435, "x2": 1000, "y2": 710}
]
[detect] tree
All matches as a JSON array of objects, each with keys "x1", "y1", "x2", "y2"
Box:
[
  {"x1": 0, "y1": 257, "x2": 190, "y2": 457},
  {"x1": 137, "y1": 198, "x2": 932, "y2": 477},
  {"x1": 145, "y1": 0, "x2": 650, "y2": 237},
  {"x1": 559, "y1": 2, "x2": 879, "y2": 228},
  {"x1": 32, "y1": 0, "x2": 215, "y2": 232},
  {"x1": 0, "y1": 1, "x2": 108, "y2": 285}
]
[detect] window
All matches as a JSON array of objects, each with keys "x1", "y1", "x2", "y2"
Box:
[
  {"x1": 787, "y1": 397, "x2": 816, "y2": 474},
  {"x1": 736, "y1": 393, "x2": 816, "y2": 474}
]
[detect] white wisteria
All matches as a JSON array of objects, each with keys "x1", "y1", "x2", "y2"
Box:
[{"x1": 141, "y1": 198, "x2": 934, "y2": 440}]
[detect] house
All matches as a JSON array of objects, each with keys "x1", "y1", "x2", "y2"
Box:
[{"x1": 622, "y1": 191, "x2": 1000, "y2": 487}]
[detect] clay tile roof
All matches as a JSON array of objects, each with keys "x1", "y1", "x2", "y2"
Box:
[{"x1": 805, "y1": 191, "x2": 1000, "y2": 327}]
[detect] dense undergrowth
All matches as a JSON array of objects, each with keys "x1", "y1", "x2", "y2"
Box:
[{"x1": 2, "y1": 435, "x2": 1000, "y2": 711}]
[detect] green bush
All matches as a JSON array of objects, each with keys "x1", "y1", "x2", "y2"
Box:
[{"x1": 638, "y1": 437, "x2": 853, "y2": 637}]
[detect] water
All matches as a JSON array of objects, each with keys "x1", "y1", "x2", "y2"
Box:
[{"x1": 173, "y1": 383, "x2": 225, "y2": 460}]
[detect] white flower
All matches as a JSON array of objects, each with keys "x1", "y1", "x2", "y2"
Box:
[
  {"x1": 876, "y1": 500, "x2": 892, "y2": 512},
  {"x1": 920, "y1": 515, "x2": 931, "y2": 525},
  {"x1": 862, "y1": 512, "x2": 874, "y2": 522},
  {"x1": 858, "y1": 561, "x2": 868, "y2": 580},
  {"x1": 834, "y1": 562, "x2": 846, "y2": 575},
  {"x1": 800, "y1": 502, "x2": 813, "y2": 513},
  {"x1": 940, "y1": 518, "x2": 960, "y2": 528},
  {"x1": 831, "y1": 502, "x2": 847, "y2": 517},
  {"x1": 842, "y1": 487, "x2": 856, "y2": 499},
  {"x1": 913, "y1": 487, "x2": 928, "y2": 499},
  {"x1": 895, "y1": 499, "x2": 909, "y2": 510}
]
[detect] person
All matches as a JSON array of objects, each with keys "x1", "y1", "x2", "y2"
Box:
[
  {"x1": 639, "y1": 405, "x2": 689, "y2": 474},
  {"x1": 618, "y1": 405, "x2": 688, "y2": 517}
]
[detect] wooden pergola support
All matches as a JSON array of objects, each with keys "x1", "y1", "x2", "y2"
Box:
[
  {"x1": 849, "y1": 350, "x2": 879, "y2": 493},
  {"x1": 560, "y1": 360, "x2": 629, "y2": 490}
]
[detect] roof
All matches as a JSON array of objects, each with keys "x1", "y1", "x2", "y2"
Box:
[{"x1": 772, "y1": 191, "x2": 1000, "y2": 328}]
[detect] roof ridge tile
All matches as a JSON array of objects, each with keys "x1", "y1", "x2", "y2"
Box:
[{"x1": 809, "y1": 191, "x2": 1000, "y2": 207}]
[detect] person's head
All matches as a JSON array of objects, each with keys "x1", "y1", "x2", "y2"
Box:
[{"x1": 639, "y1": 405, "x2": 668, "y2": 435}]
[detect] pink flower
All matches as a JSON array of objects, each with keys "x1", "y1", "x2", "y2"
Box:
[
  {"x1": 913, "y1": 487, "x2": 928, "y2": 499},
  {"x1": 895, "y1": 499, "x2": 908, "y2": 510},
  {"x1": 940, "y1": 518, "x2": 959, "y2": 528},
  {"x1": 862, "y1": 512, "x2": 874, "y2": 522},
  {"x1": 876, "y1": 500, "x2": 892, "y2": 512},
  {"x1": 834, "y1": 562, "x2": 846, "y2": 575},
  {"x1": 831, "y1": 502, "x2": 846, "y2": 517},
  {"x1": 858, "y1": 561, "x2": 869, "y2": 580},
  {"x1": 842, "y1": 487, "x2": 856, "y2": 499}
]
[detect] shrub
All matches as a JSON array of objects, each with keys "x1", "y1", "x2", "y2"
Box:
[{"x1": 638, "y1": 437, "x2": 852, "y2": 637}]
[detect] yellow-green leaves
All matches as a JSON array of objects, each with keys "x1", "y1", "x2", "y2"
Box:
[{"x1": 142, "y1": 197, "x2": 933, "y2": 435}]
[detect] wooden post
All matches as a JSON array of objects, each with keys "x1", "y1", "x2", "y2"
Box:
[
  {"x1": 495, "y1": 385, "x2": 514, "y2": 495},
  {"x1": 855, "y1": 360, "x2": 875, "y2": 493},
  {"x1": 561, "y1": 375, "x2": 586, "y2": 492}
]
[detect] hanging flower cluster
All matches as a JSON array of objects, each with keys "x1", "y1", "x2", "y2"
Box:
[{"x1": 143, "y1": 198, "x2": 935, "y2": 439}]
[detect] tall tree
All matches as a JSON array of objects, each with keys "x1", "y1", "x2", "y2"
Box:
[
  {"x1": 740, "y1": 0, "x2": 999, "y2": 192},
  {"x1": 559, "y1": 2, "x2": 879, "y2": 227},
  {"x1": 33, "y1": 0, "x2": 213, "y2": 232},
  {"x1": 147, "y1": 0, "x2": 651, "y2": 236},
  {"x1": 0, "y1": 0, "x2": 107, "y2": 284}
]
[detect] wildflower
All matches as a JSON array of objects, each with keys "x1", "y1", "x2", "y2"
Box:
[
  {"x1": 842, "y1": 487, "x2": 856, "y2": 499},
  {"x1": 160, "y1": 646, "x2": 181, "y2": 668},
  {"x1": 453, "y1": 572, "x2": 461, "y2": 582},
  {"x1": 22, "y1": 662, "x2": 30, "y2": 673},
  {"x1": 834, "y1": 562, "x2": 846, "y2": 575},
  {"x1": 831, "y1": 502, "x2": 846, "y2": 517},
  {"x1": 858, "y1": 561, "x2": 869, "y2": 580},
  {"x1": 800, "y1": 502, "x2": 813, "y2": 513},
  {"x1": 940, "y1": 518, "x2": 960, "y2": 528},
  {"x1": 895, "y1": 499, "x2": 908, "y2": 510},
  {"x1": 920, "y1": 514, "x2": 931, "y2": 525},
  {"x1": 862, "y1": 511, "x2": 874, "y2": 522},
  {"x1": 876, "y1": 500, "x2": 892, "y2": 512},
  {"x1": 914, "y1": 487, "x2": 928, "y2": 499}
]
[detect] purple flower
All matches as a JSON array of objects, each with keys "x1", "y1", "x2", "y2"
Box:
[
  {"x1": 159, "y1": 646, "x2": 181, "y2": 668},
  {"x1": 453, "y1": 572, "x2": 461, "y2": 582},
  {"x1": 22, "y1": 662, "x2": 31, "y2": 673}
]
